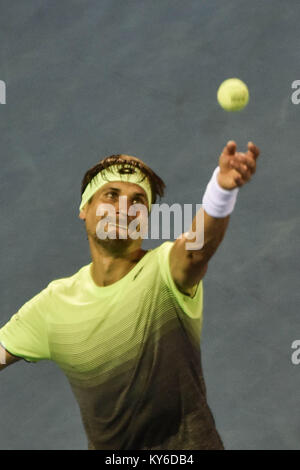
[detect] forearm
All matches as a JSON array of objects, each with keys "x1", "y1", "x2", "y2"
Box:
[
  {"x1": 0, "y1": 345, "x2": 21, "y2": 370},
  {"x1": 170, "y1": 208, "x2": 231, "y2": 291},
  {"x1": 188, "y1": 210, "x2": 230, "y2": 264},
  {"x1": 183, "y1": 165, "x2": 236, "y2": 262},
  {"x1": 0, "y1": 345, "x2": 5, "y2": 369}
]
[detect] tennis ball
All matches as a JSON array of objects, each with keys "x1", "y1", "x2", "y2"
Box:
[{"x1": 217, "y1": 78, "x2": 249, "y2": 111}]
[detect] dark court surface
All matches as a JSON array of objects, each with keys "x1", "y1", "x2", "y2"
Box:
[{"x1": 0, "y1": 0, "x2": 299, "y2": 449}]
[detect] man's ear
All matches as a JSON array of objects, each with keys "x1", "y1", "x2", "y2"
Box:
[{"x1": 78, "y1": 208, "x2": 86, "y2": 220}]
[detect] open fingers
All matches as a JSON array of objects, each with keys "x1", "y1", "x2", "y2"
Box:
[
  {"x1": 247, "y1": 141, "x2": 260, "y2": 160},
  {"x1": 223, "y1": 140, "x2": 237, "y2": 156},
  {"x1": 229, "y1": 152, "x2": 256, "y2": 180}
]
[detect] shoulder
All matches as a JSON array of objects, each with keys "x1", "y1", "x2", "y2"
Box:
[{"x1": 45, "y1": 264, "x2": 89, "y2": 296}]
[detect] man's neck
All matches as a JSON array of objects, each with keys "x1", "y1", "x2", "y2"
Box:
[{"x1": 90, "y1": 243, "x2": 147, "y2": 287}]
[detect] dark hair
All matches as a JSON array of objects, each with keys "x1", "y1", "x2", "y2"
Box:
[{"x1": 80, "y1": 154, "x2": 166, "y2": 206}]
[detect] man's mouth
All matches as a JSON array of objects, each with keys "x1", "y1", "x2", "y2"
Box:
[{"x1": 107, "y1": 222, "x2": 128, "y2": 230}]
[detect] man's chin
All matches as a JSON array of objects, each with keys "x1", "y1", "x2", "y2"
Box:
[
  {"x1": 92, "y1": 232, "x2": 139, "y2": 248},
  {"x1": 98, "y1": 226, "x2": 128, "y2": 240}
]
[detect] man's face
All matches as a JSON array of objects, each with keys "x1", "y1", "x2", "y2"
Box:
[{"x1": 79, "y1": 181, "x2": 149, "y2": 251}]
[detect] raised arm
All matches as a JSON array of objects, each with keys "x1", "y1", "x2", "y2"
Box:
[{"x1": 170, "y1": 141, "x2": 260, "y2": 295}]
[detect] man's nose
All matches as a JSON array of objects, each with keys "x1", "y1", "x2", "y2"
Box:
[
  {"x1": 115, "y1": 196, "x2": 130, "y2": 222},
  {"x1": 115, "y1": 196, "x2": 130, "y2": 214}
]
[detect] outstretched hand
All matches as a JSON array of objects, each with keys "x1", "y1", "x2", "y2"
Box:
[{"x1": 217, "y1": 141, "x2": 260, "y2": 190}]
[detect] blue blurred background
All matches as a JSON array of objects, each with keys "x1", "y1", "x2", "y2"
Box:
[{"x1": 0, "y1": 0, "x2": 299, "y2": 449}]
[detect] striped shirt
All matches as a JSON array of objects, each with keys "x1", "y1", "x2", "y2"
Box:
[{"x1": 0, "y1": 241, "x2": 223, "y2": 450}]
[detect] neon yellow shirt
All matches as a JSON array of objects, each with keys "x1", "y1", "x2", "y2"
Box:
[{"x1": 0, "y1": 241, "x2": 223, "y2": 450}]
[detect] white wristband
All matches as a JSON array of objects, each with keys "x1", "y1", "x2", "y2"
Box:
[{"x1": 202, "y1": 166, "x2": 239, "y2": 218}]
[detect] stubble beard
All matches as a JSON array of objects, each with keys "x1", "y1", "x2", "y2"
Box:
[{"x1": 87, "y1": 227, "x2": 139, "y2": 256}]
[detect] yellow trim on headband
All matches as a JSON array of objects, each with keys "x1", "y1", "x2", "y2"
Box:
[{"x1": 79, "y1": 165, "x2": 152, "y2": 213}]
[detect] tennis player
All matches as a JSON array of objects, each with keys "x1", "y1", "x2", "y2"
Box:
[{"x1": 0, "y1": 140, "x2": 259, "y2": 450}]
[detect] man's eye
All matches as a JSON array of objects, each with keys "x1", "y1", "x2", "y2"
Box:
[{"x1": 133, "y1": 197, "x2": 146, "y2": 205}]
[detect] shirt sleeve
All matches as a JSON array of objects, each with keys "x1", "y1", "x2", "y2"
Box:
[
  {"x1": 0, "y1": 285, "x2": 52, "y2": 363},
  {"x1": 157, "y1": 241, "x2": 204, "y2": 320}
]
